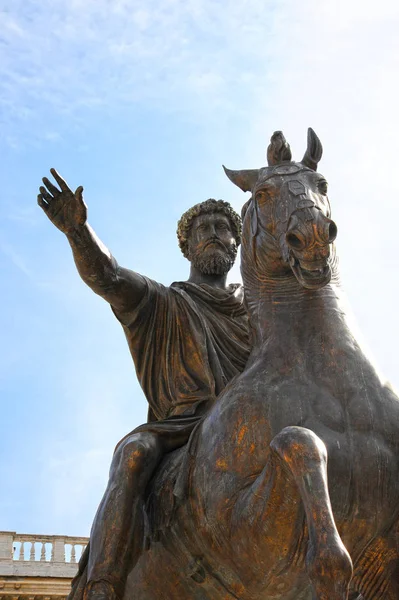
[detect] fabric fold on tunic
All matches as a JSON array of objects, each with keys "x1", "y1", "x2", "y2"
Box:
[{"x1": 112, "y1": 277, "x2": 250, "y2": 425}]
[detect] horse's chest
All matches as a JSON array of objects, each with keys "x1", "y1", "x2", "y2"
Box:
[
  {"x1": 239, "y1": 368, "x2": 347, "y2": 434},
  {"x1": 232, "y1": 369, "x2": 399, "y2": 524},
  {"x1": 244, "y1": 357, "x2": 395, "y2": 435}
]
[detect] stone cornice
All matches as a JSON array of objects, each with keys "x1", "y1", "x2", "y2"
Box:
[{"x1": 0, "y1": 575, "x2": 72, "y2": 598}]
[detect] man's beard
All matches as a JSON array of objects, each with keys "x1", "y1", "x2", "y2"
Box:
[{"x1": 189, "y1": 240, "x2": 237, "y2": 275}]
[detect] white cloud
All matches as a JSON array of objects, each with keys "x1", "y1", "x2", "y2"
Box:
[{"x1": 0, "y1": 0, "x2": 287, "y2": 143}]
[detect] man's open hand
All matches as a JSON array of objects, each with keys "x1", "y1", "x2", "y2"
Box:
[{"x1": 38, "y1": 168, "x2": 87, "y2": 235}]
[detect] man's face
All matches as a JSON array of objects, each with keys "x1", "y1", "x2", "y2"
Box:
[{"x1": 187, "y1": 212, "x2": 237, "y2": 275}]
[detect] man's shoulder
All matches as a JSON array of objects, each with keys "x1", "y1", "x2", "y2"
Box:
[
  {"x1": 227, "y1": 282, "x2": 244, "y2": 299},
  {"x1": 111, "y1": 275, "x2": 171, "y2": 327},
  {"x1": 170, "y1": 280, "x2": 243, "y2": 291},
  {"x1": 170, "y1": 281, "x2": 245, "y2": 313}
]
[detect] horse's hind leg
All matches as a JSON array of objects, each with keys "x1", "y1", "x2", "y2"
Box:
[{"x1": 271, "y1": 426, "x2": 353, "y2": 600}]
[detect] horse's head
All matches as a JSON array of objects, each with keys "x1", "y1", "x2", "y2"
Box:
[{"x1": 224, "y1": 129, "x2": 337, "y2": 291}]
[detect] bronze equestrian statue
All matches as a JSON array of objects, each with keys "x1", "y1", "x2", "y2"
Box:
[
  {"x1": 42, "y1": 128, "x2": 399, "y2": 599},
  {"x1": 37, "y1": 180, "x2": 250, "y2": 600}
]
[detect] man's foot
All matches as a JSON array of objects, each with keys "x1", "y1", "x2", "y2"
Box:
[{"x1": 84, "y1": 580, "x2": 118, "y2": 600}]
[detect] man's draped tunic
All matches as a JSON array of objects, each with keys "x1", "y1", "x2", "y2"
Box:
[
  {"x1": 113, "y1": 276, "x2": 250, "y2": 431},
  {"x1": 69, "y1": 276, "x2": 250, "y2": 600}
]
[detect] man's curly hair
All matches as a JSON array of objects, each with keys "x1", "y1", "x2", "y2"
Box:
[{"x1": 177, "y1": 199, "x2": 242, "y2": 259}]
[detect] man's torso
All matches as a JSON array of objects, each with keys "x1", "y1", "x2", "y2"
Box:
[{"x1": 112, "y1": 277, "x2": 250, "y2": 420}]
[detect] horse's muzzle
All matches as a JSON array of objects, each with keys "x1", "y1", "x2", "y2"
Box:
[
  {"x1": 285, "y1": 210, "x2": 337, "y2": 289},
  {"x1": 286, "y1": 210, "x2": 337, "y2": 250}
]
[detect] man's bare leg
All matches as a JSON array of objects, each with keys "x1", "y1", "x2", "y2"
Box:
[{"x1": 84, "y1": 432, "x2": 163, "y2": 600}]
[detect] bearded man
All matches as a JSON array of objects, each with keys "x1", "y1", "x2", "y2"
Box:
[{"x1": 37, "y1": 169, "x2": 250, "y2": 600}]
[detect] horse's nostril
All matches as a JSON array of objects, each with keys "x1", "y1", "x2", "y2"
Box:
[
  {"x1": 328, "y1": 221, "x2": 338, "y2": 243},
  {"x1": 286, "y1": 231, "x2": 305, "y2": 250}
]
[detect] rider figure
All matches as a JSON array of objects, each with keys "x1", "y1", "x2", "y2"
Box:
[{"x1": 38, "y1": 170, "x2": 250, "y2": 600}]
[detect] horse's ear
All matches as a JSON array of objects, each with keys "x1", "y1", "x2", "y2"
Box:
[
  {"x1": 267, "y1": 131, "x2": 292, "y2": 165},
  {"x1": 223, "y1": 166, "x2": 259, "y2": 193},
  {"x1": 301, "y1": 128, "x2": 323, "y2": 171}
]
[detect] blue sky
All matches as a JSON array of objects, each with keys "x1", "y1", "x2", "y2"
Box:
[{"x1": 1, "y1": 0, "x2": 399, "y2": 537}]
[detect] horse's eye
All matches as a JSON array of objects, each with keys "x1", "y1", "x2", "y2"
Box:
[
  {"x1": 318, "y1": 180, "x2": 328, "y2": 195},
  {"x1": 255, "y1": 190, "x2": 268, "y2": 203}
]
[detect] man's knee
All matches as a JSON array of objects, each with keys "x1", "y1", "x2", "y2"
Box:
[{"x1": 111, "y1": 432, "x2": 161, "y2": 475}]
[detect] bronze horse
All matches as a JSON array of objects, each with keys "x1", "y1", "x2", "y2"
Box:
[{"x1": 124, "y1": 129, "x2": 399, "y2": 599}]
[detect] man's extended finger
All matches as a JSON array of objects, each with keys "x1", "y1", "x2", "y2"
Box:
[
  {"x1": 39, "y1": 186, "x2": 53, "y2": 202},
  {"x1": 37, "y1": 194, "x2": 48, "y2": 211},
  {"x1": 50, "y1": 168, "x2": 69, "y2": 191},
  {"x1": 42, "y1": 176, "x2": 60, "y2": 197}
]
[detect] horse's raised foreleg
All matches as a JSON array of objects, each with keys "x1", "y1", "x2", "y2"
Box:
[{"x1": 271, "y1": 426, "x2": 353, "y2": 600}]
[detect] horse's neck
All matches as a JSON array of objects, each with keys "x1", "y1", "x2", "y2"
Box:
[{"x1": 245, "y1": 278, "x2": 359, "y2": 364}]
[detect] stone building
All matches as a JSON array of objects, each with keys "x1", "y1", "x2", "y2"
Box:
[{"x1": 0, "y1": 532, "x2": 88, "y2": 600}]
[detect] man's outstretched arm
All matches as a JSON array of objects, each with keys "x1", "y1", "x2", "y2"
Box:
[{"x1": 38, "y1": 168, "x2": 146, "y2": 313}]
